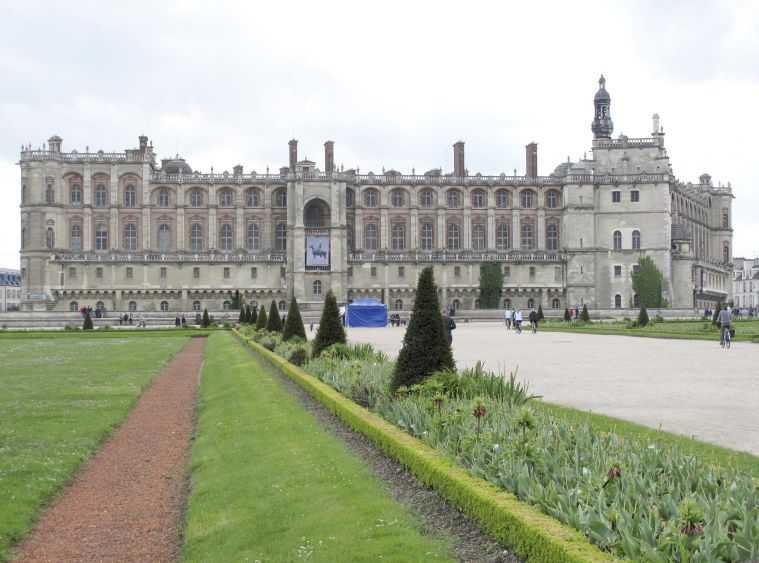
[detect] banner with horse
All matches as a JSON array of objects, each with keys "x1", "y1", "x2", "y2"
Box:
[{"x1": 306, "y1": 235, "x2": 330, "y2": 266}]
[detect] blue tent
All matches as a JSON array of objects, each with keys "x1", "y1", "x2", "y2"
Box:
[{"x1": 346, "y1": 298, "x2": 388, "y2": 327}]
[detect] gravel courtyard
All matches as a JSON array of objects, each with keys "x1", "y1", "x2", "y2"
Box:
[{"x1": 345, "y1": 324, "x2": 759, "y2": 456}]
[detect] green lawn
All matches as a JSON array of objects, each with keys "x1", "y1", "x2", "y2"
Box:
[
  {"x1": 540, "y1": 318, "x2": 759, "y2": 341},
  {"x1": 182, "y1": 332, "x2": 455, "y2": 562},
  {"x1": 0, "y1": 334, "x2": 189, "y2": 561}
]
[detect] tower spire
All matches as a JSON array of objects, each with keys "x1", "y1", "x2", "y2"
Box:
[{"x1": 591, "y1": 74, "x2": 614, "y2": 139}]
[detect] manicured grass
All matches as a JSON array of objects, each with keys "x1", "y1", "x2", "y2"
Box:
[
  {"x1": 0, "y1": 328, "x2": 219, "y2": 340},
  {"x1": 182, "y1": 332, "x2": 455, "y2": 562},
  {"x1": 536, "y1": 401, "x2": 759, "y2": 478},
  {"x1": 539, "y1": 318, "x2": 759, "y2": 341},
  {"x1": 0, "y1": 335, "x2": 189, "y2": 561}
]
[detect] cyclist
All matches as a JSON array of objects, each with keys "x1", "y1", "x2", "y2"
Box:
[
  {"x1": 514, "y1": 309, "x2": 523, "y2": 334},
  {"x1": 717, "y1": 305, "x2": 732, "y2": 347},
  {"x1": 529, "y1": 308, "x2": 538, "y2": 334},
  {"x1": 504, "y1": 308, "x2": 512, "y2": 330}
]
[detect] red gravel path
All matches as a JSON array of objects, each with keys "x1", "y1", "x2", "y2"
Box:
[{"x1": 16, "y1": 337, "x2": 205, "y2": 563}]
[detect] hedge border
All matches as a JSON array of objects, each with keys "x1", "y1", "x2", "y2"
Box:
[{"x1": 234, "y1": 330, "x2": 615, "y2": 562}]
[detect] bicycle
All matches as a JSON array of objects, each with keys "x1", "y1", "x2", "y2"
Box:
[
  {"x1": 515, "y1": 320, "x2": 522, "y2": 334},
  {"x1": 531, "y1": 321, "x2": 537, "y2": 334},
  {"x1": 721, "y1": 326, "x2": 732, "y2": 348}
]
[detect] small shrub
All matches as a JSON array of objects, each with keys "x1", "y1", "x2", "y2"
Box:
[
  {"x1": 563, "y1": 308, "x2": 571, "y2": 322},
  {"x1": 289, "y1": 348, "x2": 308, "y2": 366},
  {"x1": 201, "y1": 308, "x2": 210, "y2": 328},
  {"x1": 712, "y1": 301, "x2": 722, "y2": 326},
  {"x1": 255, "y1": 305, "x2": 267, "y2": 330},
  {"x1": 283, "y1": 295, "x2": 306, "y2": 341},
  {"x1": 637, "y1": 305, "x2": 649, "y2": 328},
  {"x1": 580, "y1": 304, "x2": 590, "y2": 322},
  {"x1": 267, "y1": 300, "x2": 283, "y2": 333},
  {"x1": 64, "y1": 324, "x2": 78, "y2": 331},
  {"x1": 654, "y1": 314, "x2": 664, "y2": 323},
  {"x1": 537, "y1": 304, "x2": 544, "y2": 321},
  {"x1": 82, "y1": 310, "x2": 93, "y2": 330},
  {"x1": 249, "y1": 305, "x2": 257, "y2": 325},
  {"x1": 311, "y1": 290, "x2": 347, "y2": 358}
]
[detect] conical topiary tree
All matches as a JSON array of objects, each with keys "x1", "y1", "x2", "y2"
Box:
[
  {"x1": 637, "y1": 305, "x2": 649, "y2": 327},
  {"x1": 249, "y1": 304, "x2": 257, "y2": 325},
  {"x1": 238, "y1": 303, "x2": 246, "y2": 324},
  {"x1": 267, "y1": 300, "x2": 283, "y2": 332},
  {"x1": 83, "y1": 309, "x2": 94, "y2": 330},
  {"x1": 311, "y1": 290, "x2": 347, "y2": 358},
  {"x1": 255, "y1": 304, "x2": 267, "y2": 330},
  {"x1": 537, "y1": 304, "x2": 544, "y2": 321},
  {"x1": 283, "y1": 295, "x2": 306, "y2": 341},
  {"x1": 580, "y1": 304, "x2": 590, "y2": 322},
  {"x1": 712, "y1": 301, "x2": 722, "y2": 326},
  {"x1": 390, "y1": 266, "x2": 455, "y2": 393},
  {"x1": 564, "y1": 308, "x2": 571, "y2": 322},
  {"x1": 201, "y1": 308, "x2": 210, "y2": 328}
]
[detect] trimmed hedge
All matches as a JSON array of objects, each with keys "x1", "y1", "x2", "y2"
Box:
[{"x1": 234, "y1": 329, "x2": 613, "y2": 563}]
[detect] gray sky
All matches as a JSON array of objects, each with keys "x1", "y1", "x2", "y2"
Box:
[{"x1": 1, "y1": 0, "x2": 757, "y2": 268}]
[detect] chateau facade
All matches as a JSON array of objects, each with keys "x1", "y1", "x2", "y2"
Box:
[{"x1": 18, "y1": 78, "x2": 733, "y2": 314}]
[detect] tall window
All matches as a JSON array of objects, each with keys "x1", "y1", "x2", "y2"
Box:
[
  {"x1": 520, "y1": 224, "x2": 534, "y2": 250},
  {"x1": 547, "y1": 224, "x2": 558, "y2": 251},
  {"x1": 346, "y1": 188, "x2": 355, "y2": 207},
  {"x1": 160, "y1": 301, "x2": 169, "y2": 312},
  {"x1": 274, "y1": 189, "x2": 287, "y2": 207},
  {"x1": 722, "y1": 208, "x2": 729, "y2": 228},
  {"x1": 190, "y1": 189, "x2": 203, "y2": 207},
  {"x1": 472, "y1": 224, "x2": 485, "y2": 250},
  {"x1": 364, "y1": 224, "x2": 378, "y2": 250},
  {"x1": 447, "y1": 190, "x2": 461, "y2": 208},
  {"x1": 392, "y1": 224, "x2": 406, "y2": 250},
  {"x1": 275, "y1": 223, "x2": 287, "y2": 250},
  {"x1": 552, "y1": 298, "x2": 561, "y2": 309},
  {"x1": 124, "y1": 184, "x2": 136, "y2": 207},
  {"x1": 219, "y1": 190, "x2": 233, "y2": 207},
  {"x1": 520, "y1": 191, "x2": 534, "y2": 208},
  {"x1": 347, "y1": 224, "x2": 354, "y2": 251},
  {"x1": 471, "y1": 190, "x2": 485, "y2": 208},
  {"x1": 159, "y1": 189, "x2": 170, "y2": 207},
  {"x1": 420, "y1": 223, "x2": 433, "y2": 250},
  {"x1": 70, "y1": 184, "x2": 82, "y2": 205},
  {"x1": 45, "y1": 227, "x2": 55, "y2": 249},
  {"x1": 313, "y1": 280, "x2": 322, "y2": 295},
  {"x1": 70, "y1": 225, "x2": 82, "y2": 251},
  {"x1": 391, "y1": 190, "x2": 405, "y2": 207},
  {"x1": 614, "y1": 294, "x2": 622, "y2": 308},
  {"x1": 546, "y1": 191, "x2": 559, "y2": 209},
  {"x1": 632, "y1": 230, "x2": 641, "y2": 250},
  {"x1": 245, "y1": 188, "x2": 260, "y2": 207},
  {"x1": 45, "y1": 183, "x2": 55, "y2": 204},
  {"x1": 496, "y1": 225, "x2": 509, "y2": 250},
  {"x1": 220, "y1": 224, "x2": 233, "y2": 250},
  {"x1": 95, "y1": 184, "x2": 107, "y2": 207},
  {"x1": 394, "y1": 299, "x2": 403, "y2": 310},
  {"x1": 613, "y1": 230, "x2": 622, "y2": 250},
  {"x1": 190, "y1": 224, "x2": 203, "y2": 250},
  {"x1": 447, "y1": 224, "x2": 460, "y2": 250},
  {"x1": 364, "y1": 189, "x2": 378, "y2": 207},
  {"x1": 95, "y1": 224, "x2": 108, "y2": 250},
  {"x1": 246, "y1": 223, "x2": 260, "y2": 250},
  {"x1": 158, "y1": 224, "x2": 171, "y2": 251},
  {"x1": 123, "y1": 223, "x2": 137, "y2": 251},
  {"x1": 723, "y1": 242, "x2": 730, "y2": 263},
  {"x1": 495, "y1": 190, "x2": 509, "y2": 208},
  {"x1": 419, "y1": 190, "x2": 433, "y2": 208}
]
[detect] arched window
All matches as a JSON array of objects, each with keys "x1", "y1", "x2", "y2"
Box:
[
  {"x1": 391, "y1": 189, "x2": 405, "y2": 207},
  {"x1": 21, "y1": 227, "x2": 26, "y2": 250},
  {"x1": 495, "y1": 190, "x2": 509, "y2": 208},
  {"x1": 632, "y1": 230, "x2": 641, "y2": 250},
  {"x1": 22, "y1": 182, "x2": 27, "y2": 204},
  {"x1": 472, "y1": 224, "x2": 485, "y2": 250},
  {"x1": 722, "y1": 208, "x2": 729, "y2": 228},
  {"x1": 275, "y1": 223, "x2": 287, "y2": 250},
  {"x1": 95, "y1": 224, "x2": 109, "y2": 250},
  {"x1": 364, "y1": 224, "x2": 378, "y2": 250},
  {"x1": 128, "y1": 301, "x2": 137, "y2": 311},
  {"x1": 364, "y1": 189, "x2": 378, "y2": 207},
  {"x1": 392, "y1": 224, "x2": 406, "y2": 250},
  {"x1": 420, "y1": 223, "x2": 433, "y2": 250},
  {"x1": 547, "y1": 224, "x2": 559, "y2": 251},
  {"x1": 124, "y1": 184, "x2": 136, "y2": 207},
  {"x1": 245, "y1": 188, "x2": 260, "y2": 207},
  {"x1": 193, "y1": 301, "x2": 201, "y2": 312},
  {"x1": 452, "y1": 299, "x2": 460, "y2": 310},
  {"x1": 552, "y1": 298, "x2": 561, "y2": 309},
  {"x1": 447, "y1": 224, "x2": 460, "y2": 250},
  {"x1": 45, "y1": 183, "x2": 55, "y2": 204},
  {"x1": 45, "y1": 227, "x2": 55, "y2": 249},
  {"x1": 419, "y1": 190, "x2": 433, "y2": 208},
  {"x1": 447, "y1": 190, "x2": 461, "y2": 208},
  {"x1": 95, "y1": 184, "x2": 107, "y2": 207},
  {"x1": 723, "y1": 242, "x2": 730, "y2": 263},
  {"x1": 346, "y1": 188, "x2": 355, "y2": 207},
  {"x1": 496, "y1": 224, "x2": 509, "y2": 251},
  {"x1": 70, "y1": 301, "x2": 79, "y2": 312},
  {"x1": 471, "y1": 190, "x2": 485, "y2": 208},
  {"x1": 346, "y1": 223, "x2": 354, "y2": 251},
  {"x1": 313, "y1": 280, "x2": 322, "y2": 295},
  {"x1": 96, "y1": 301, "x2": 105, "y2": 311},
  {"x1": 220, "y1": 223, "x2": 233, "y2": 251},
  {"x1": 246, "y1": 223, "x2": 260, "y2": 250},
  {"x1": 218, "y1": 189, "x2": 233, "y2": 207},
  {"x1": 394, "y1": 299, "x2": 403, "y2": 310},
  {"x1": 70, "y1": 184, "x2": 82, "y2": 205},
  {"x1": 190, "y1": 224, "x2": 203, "y2": 250},
  {"x1": 504, "y1": 298, "x2": 512, "y2": 309},
  {"x1": 613, "y1": 230, "x2": 622, "y2": 250},
  {"x1": 520, "y1": 224, "x2": 534, "y2": 250},
  {"x1": 160, "y1": 301, "x2": 169, "y2": 311},
  {"x1": 474, "y1": 299, "x2": 481, "y2": 309},
  {"x1": 633, "y1": 294, "x2": 640, "y2": 307},
  {"x1": 274, "y1": 189, "x2": 287, "y2": 207},
  {"x1": 279, "y1": 300, "x2": 286, "y2": 311},
  {"x1": 527, "y1": 298, "x2": 535, "y2": 309},
  {"x1": 159, "y1": 189, "x2": 170, "y2": 207},
  {"x1": 70, "y1": 225, "x2": 82, "y2": 251},
  {"x1": 546, "y1": 191, "x2": 560, "y2": 209},
  {"x1": 123, "y1": 224, "x2": 137, "y2": 251},
  {"x1": 190, "y1": 189, "x2": 203, "y2": 207},
  {"x1": 520, "y1": 191, "x2": 534, "y2": 208},
  {"x1": 158, "y1": 224, "x2": 171, "y2": 251},
  {"x1": 614, "y1": 294, "x2": 622, "y2": 308}
]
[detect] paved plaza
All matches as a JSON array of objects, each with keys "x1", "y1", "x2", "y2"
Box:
[{"x1": 345, "y1": 324, "x2": 759, "y2": 456}]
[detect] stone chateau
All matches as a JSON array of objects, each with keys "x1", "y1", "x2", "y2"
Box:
[{"x1": 17, "y1": 77, "x2": 733, "y2": 314}]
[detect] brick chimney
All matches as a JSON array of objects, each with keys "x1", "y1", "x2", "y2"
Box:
[
  {"x1": 139, "y1": 135, "x2": 148, "y2": 154},
  {"x1": 233, "y1": 164, "x2": 243, "y2": 176},
  {"x1": 453, "y1": 141, "x2": 465, "y2": 177},
  {"x1": 525, "y1": 142, "x2": 538, "y2": 177},
  {"x1": 324, "y1": 140, "x2": 334, "y2": 174},
  {"x1": 289, "y1": 139, "x2": 298, "y2": 171}
]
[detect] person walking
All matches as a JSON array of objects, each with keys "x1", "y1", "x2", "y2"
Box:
[{"x1": 441, "y1": 308, "x2": 456, "y2": 345}]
